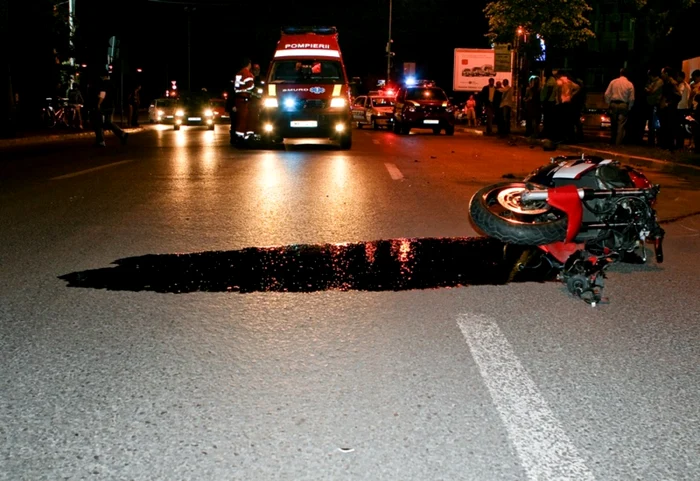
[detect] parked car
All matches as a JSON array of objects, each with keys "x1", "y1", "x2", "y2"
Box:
[
  {"x1": 351, "y1": 94, "x2": 396, "y2": 129},
  {"x1": 392, "y1": 80, "x2": 455, "y2": 135},
  {"x1": 580, "y1": 108, "x2": 611, "y2": 130}
]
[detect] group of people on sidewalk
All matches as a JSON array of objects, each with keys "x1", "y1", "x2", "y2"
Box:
[
  {"x1": 472, "y1": 78, "x2": 515, "y2": 136},
  {"x1": 604, "y1": 67, "x2": 699, "y2": 152},
  {"x1": 466, "y1": 69, "x2": 586, "y2": 144},
  {"x1": 462, "y1": 66, "x2": 700, "y2": 154}
]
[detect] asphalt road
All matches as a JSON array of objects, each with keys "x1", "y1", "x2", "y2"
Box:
[{"x1": 1, "y1": 124, "x2": 699, "y2": 480}]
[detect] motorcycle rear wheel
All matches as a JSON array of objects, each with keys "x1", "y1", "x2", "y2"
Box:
[{"x1": 469, "y1": 182, "x2": 568, "y2": 245}]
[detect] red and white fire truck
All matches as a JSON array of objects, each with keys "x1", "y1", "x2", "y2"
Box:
[{"x1": 259, "y1": 26, "x2": 353, "y2": 149}]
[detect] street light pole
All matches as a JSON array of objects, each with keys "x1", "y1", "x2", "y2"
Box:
[
  {"x1": 186, "y1": 6, "x2": 191, "y2": 90},
  {"x1": 386, "y1": 0, "x2": 392, "y2": 83}
]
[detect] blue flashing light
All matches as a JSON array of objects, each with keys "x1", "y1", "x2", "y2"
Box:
[
  {"x1": 405, "y1": 76, "x2": 416, "y2": 86},
  {"x1": 284, "y1": 97, "x2": 296, "y2": 109},
  {"x1": 281, "y1": 26, "x2": 337, "y2": 35}
]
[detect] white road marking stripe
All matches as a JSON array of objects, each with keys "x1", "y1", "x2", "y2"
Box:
[
  {"x1": 384, "y1": 163, "x2": 404, "y2": 180},
  {"x1": 51, "y1": 160, "x2": 135, "y2": 180},
  {"x1": 457, "y1": 314, "x2": 595, "y2": 481}
]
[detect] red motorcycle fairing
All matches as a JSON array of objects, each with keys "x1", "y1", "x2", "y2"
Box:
[
  {"x1": 540, "y1": 241, "x2": 584, "y2": 264},
  {"x1": 545, "y1": 184, "x2": 583, "y2": 243}
]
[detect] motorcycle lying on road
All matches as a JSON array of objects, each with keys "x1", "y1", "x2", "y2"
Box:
[{"x1": 469, "y1": 154, "x2": 665, "y2": 305}]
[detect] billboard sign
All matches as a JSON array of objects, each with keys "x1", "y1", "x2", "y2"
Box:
[{"x1": 453, "y1": 48, "x2": 512, "y2": 92}]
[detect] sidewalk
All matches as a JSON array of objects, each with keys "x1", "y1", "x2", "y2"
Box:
[
  {"x1": 458, "y1": 124, "x2": 700, "y2": 177},
  {"x1": 0, "y1": 112, "x2": 148, "y2": 148}
]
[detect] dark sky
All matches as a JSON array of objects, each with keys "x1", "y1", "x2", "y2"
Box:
[{"x1": 75, "y1": 0, "x2": 490, "y2": 97}]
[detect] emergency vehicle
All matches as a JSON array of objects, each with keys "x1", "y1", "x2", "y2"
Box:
[
  {"x1": 351, "y1": 89, "x2": 396, "y2": 129},
  {"x1": 392, "y1": 79, "x2": 455, "y2": 135},
  {"x1": 259, "y1": 26, "x2": 353, "y2": 149}
]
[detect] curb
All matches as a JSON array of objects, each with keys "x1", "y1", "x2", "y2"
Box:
[
  {"x1": 457, "y1": 127, "x2": 700, "y2": 177},
  {"x1": 0, "y1": 127, "x2": 145, "y2": 148}
]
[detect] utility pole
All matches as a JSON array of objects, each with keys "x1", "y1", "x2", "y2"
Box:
[
  {"x1": 185, "y1": 6, "x2": 194, "y2": 91},
  {"x1": 386, "y1": 0, "x2": 392, "y2": 83},
  {"x1": 68, "y1": 0, "x2": 75, "y2": 88}
]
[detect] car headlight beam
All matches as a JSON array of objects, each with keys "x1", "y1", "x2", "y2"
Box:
[{"x1": 330, "y1": 98, "x2": 346, "y2": 108}]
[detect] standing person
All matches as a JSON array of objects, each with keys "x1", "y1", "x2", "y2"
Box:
[
  {"x1": 247, "y1": 63, "x2": 263, "y2": 138},
  {"x1": 540, "y1": 67, "x2": 557, "y2": 138},
  {"x1": 93, "y1": 70, "x2": 128, "y2": 147},
  {"x1": 128, "y1": 85, "x2": 141, "y2": 127},
  {"x1": 524, "y1": 76, "x2": 541, "y2": 137},
  {"x1": 464, "y1": 94, "x2": 477, "y2": 127},
  {"x1": 554, "y1": 70, "x2": 580, "y2": 142},
  {"x1": 691, "y1": 69, "x2": 700, "y2": 153},
  {"x1": 66, "y1": 82, "x2": 84, "y2": 129},
  {"x1": 499, "y1": 79, "x2": 514, "y2": 136},
  {"x1": 604, "y1": 68, "x2": 635, "y2": 145},
  {"x1": 658, "y1": 66, "x2": 681, "y2": 150},
  {"x1": 645, "y1": 68, "x2": 663, "y2": 147},
  {"x1": 233, "y1": 57, "x2": 255, "y2": 143},
  {"x1": 479, "y1": 78, "x2": 500, "y2": 135},
  {"x1": 675, "y1": 71, "x2": 691, "y2": 150}
]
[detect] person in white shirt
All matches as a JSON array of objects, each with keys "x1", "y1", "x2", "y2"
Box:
[
  {"x1": 675, "y1": 71, "x2": 691, "y2": 149},
  {"x1": 604, "y1": 68, "x2": 635, "y2": 145},
  {"x1": 499, "y1": 79, "x2": 514, "y2": 135}
]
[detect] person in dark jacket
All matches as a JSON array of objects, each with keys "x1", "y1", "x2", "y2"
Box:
[
  {"x1": 479, "y1": 77, "x2": 502, "y2": 135},
  {"x1": 93, "y1": 70, "x2": 128, "y2": 147}
]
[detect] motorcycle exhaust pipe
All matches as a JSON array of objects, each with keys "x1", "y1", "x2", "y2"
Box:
[{"x1": 521, "y1": 187, "x2": 655, "y2": 203}]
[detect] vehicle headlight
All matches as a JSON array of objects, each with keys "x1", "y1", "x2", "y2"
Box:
[
  {"x1": 204, "y1": 109, "x2": 213, "y2": 116},
  {"x1": 407, "y1": 106, "x2": 416, "y2": 112},
  {"x1": 263, "y1": 97, "x2": 278, "y2": 108},
  {"x1": 157, "y1": 109, "x2": 164, "y2": 115},
  {"x1": 176, "y1": 109, "x2": 184, "y2": 116},
  {"x1": 330, "y1": 98, "x2": 347, "y2": 108}
]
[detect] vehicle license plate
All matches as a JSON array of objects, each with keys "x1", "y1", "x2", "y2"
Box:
[
  {"x1": 290, "y1": 120, "x2": 318, "y2": 127},
  {"x1": 188, "y1": 117, "x2": 201, "y2": 121},
  {"x1": 423, "y1": 119, "x2": 439, "y2": 124}
]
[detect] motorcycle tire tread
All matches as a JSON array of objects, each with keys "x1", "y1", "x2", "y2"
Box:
[{"x1": 469, "y1": 183, "x2": 568, "y2": 245}]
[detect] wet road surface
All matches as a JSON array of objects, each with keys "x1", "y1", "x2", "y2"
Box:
[{"x1": 1, "y1": 125, "x2": 699, "y2": 480}]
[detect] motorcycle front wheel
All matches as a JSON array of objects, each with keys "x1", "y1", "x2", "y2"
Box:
[{"x1": 469, "y1": 182, "x2": 568, "y2": 245}]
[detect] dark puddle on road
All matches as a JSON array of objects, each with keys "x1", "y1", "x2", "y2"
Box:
[{"x1": 59, "y1": 237, "x2": 556, "y2": 294}]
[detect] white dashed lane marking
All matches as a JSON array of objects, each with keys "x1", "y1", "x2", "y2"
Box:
[
  {"x1": 51, "y1": 160, "x2": 135, "y2": 180},
  {"x1": 457, "y1": 313, "x2": 596, "y2": 481},
  {"x1": 384, "y1": 163, "x2": 404, "y2": 180}
]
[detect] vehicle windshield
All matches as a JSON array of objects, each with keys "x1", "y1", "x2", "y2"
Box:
[
  {"x1": 371, "y1": 97, "x2": 395, "y2": 107},
  {"x1": 156, "y1": 99, "x2": 176, "y2": 107},
  {"x1": 405, "y1": 88, "x2": 448, "y2": 101},
  {"x1": 269, "y1": 60, "x2": 345, "y2": 84},
  {"x1": 180, "y1": 93, "x2": 210, "y2": 108}
]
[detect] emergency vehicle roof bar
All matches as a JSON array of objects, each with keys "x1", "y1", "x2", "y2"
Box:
[{"x1": 281, "y1": 26, "x2": 337, "y2": 35}]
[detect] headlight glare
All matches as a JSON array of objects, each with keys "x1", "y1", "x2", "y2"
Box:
[{"x1": 330, "y1": 98, "x2": 346, "y2": 108}]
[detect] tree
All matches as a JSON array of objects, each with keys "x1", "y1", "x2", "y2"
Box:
[
  {"x1": 484, "y1": 0, "x2": 595, "y2": 52},
  {"x1": 628, "y1": 0, "x2": 697, "y2": 64}
]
